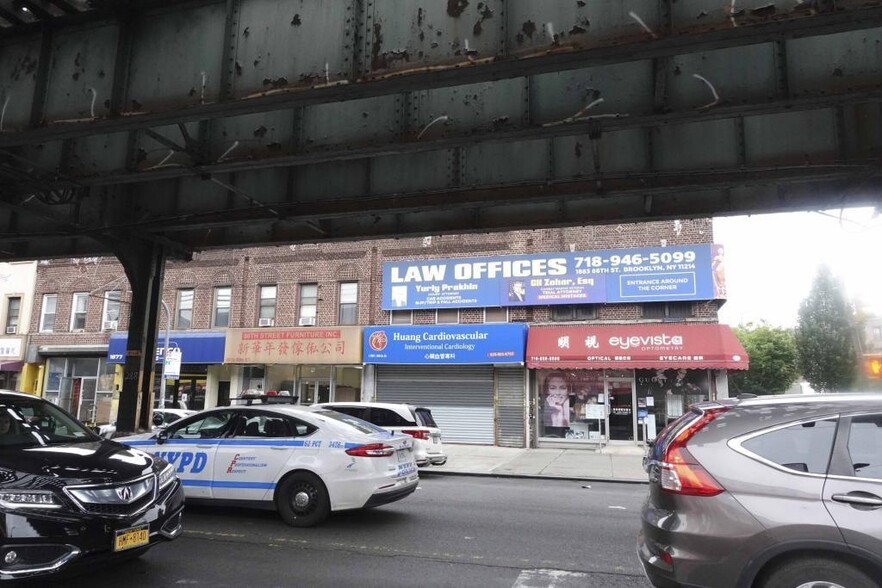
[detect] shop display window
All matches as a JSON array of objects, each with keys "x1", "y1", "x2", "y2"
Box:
[
  {"x1": 537, "y1": 369, "x2": 606, "y2": 441},
  {"x1": 636, "y1": 369, "x2": 711, "y2": 441}
]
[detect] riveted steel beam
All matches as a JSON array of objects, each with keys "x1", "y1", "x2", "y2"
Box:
[
  {"x1": 2, "y1": 4, "x2": 882, "y2": 148},
  {"x1": 74, "y1": 86, "x2": 882, "y2": 187}
]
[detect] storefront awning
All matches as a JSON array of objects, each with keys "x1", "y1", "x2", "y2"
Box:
[
  {"x1": 527, "y1": 324, "x2": 748, "y2": 370},
  {"x1": 107, "y1": 331, "x2": 226, "y2": 364}
]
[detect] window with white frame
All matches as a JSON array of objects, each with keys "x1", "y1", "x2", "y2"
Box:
[
  {"x1": 338, "y1": 282, "x2": 358, "y2": 325},
  {"x1": 299, "y1": 284, "x2": 318, "y2": 326},
  {"x1": 102, "y1": 291, "x2": 121, "y2": 330},
  {"x1": 40, "y1": 294, "x2": 57, "y2": 332},
  {"x1": 259, "y1": 285, "x2": 277, "y2": 326},
  {"x1": 436, "y1": 308, "x2": 459, "y2": 324},
  {"x1": 176, "y1": 289, "x2": 194, "y2": 330},
  {"x1": 70, "y1": 293, "x2": 88, "y2": 331},
  {"x1": 213, "y1": 286, "x2": 231, "y2": 328},
  {"x1": 5, "y1": 297, "x2": 20, "y2": 334}
]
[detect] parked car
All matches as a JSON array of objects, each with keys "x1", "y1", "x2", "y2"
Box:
[
  {"x1": 315, "y1": 402, "x2": 446, "y2": 467},
  {"x1": 117, "y1": 397, "x2": 419, "y2": 527},
  {"x1": 638, "y1": 393, "x2": 882, "y2": 588},
  {"x1": 0, "y1": 391, "x2": 184, "y2": 581},
  {"x1": 151, "y1": 408, "x2": 197, "y2": 431}
]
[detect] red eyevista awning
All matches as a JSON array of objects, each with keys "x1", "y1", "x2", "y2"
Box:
[{"x1": 527, "y1": 324, "x2": 748, "y2": 370}]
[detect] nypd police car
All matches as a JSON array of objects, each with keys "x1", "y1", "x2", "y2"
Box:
[{"x1": 118, "y1": 399, "x2": 419, "y2": 527}]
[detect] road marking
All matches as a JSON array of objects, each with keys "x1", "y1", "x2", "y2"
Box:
[
  {"x1": 608, "y1": 505, "x2": 627, "y2": 510},
  {"x1": 512, "y1": 569, "x2": 590, "y2": 587}
]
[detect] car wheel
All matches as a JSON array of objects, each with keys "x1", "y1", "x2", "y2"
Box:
[
  {"x1": 275, "y1": 472, "x2": 330, "y2": 528},
  {"x1": 760, "y1": 557, "x2": 877, "y2": 588}
]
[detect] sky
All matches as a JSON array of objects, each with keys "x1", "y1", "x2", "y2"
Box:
[{"x1": 714, "y1": 206, "x2": 882, "y2": 329}]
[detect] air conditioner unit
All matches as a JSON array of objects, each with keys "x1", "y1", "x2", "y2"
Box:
[
  {"x1": 5, "y1": 326, "x2": 15, "y2": 335},
  {"x1": 103, "y1": 320, "x2": 118, "y2": 331},
  {"x1": 258, "y1": 318, "x2": 275, "y2": 327},
  {"x1": 298, "y1": 316, "x2": 316, "y2": 326}
]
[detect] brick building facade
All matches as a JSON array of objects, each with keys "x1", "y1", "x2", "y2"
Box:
[{"x1": 25, "y1": 218, "x2": 740, "y2": 448}]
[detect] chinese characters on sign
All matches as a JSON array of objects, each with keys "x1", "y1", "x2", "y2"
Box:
[
  {"x1": 0, "y1": 338, "x2": 22, "y2": 359},
  {"x1": 224, "y1": 327, "x2": 362, "y2": 365}
]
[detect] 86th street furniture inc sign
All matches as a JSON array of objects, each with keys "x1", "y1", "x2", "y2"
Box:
[{"x1": 382, "y1": 244, "x2": 724, "y2": 310}]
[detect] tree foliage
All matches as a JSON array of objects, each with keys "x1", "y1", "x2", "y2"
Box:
[
  {"x1": 730, "y1": 324, "x2": 799, "y2": 395},
  {"x1": 795, "y1": 265, "x2": 856, "y2": 392}
]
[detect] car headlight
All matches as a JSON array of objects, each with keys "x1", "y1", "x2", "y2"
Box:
[
  {"x1": 0, "y1": 491, "x2": 62, "y2": 509},
  {"x1": 157, "y1": 462, "x2": 177, "y2": 490}
]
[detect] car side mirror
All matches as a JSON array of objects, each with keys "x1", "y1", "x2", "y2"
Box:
[
  {"x1": 157, "y1": 429, "x2": 169, "y2": 445},
  {"x1": 152, "y1": 413, "x2": 164, "y2": 427}
]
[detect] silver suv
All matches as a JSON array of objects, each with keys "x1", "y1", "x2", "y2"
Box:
[
  {"x1": 638, "y1": 393, "x2": 882, "y2": 588},
  {"x1": 315, "y1": 402, "x2": 446, "y2": 467}
]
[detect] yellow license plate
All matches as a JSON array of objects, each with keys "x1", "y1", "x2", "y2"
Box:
[{"x1": 114, "y1": 525, "x2": 150, "y2": 552}]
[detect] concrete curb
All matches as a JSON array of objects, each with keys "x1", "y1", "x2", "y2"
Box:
[{"x1": 418, "y1": 469, "x2": 649, "y2": 485}]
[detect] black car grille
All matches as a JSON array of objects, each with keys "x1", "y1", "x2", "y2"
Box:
[{"x1": 79, "y1": 490, "x2": 155, "y2": 517}]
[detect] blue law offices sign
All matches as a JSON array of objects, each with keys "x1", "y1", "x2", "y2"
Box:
[
  {"x1": 382, "y1": 244, "x2": 724, "y2": 310},
  {"x1": 107, "y1": 331, "x2": 226, "y2": 364},
  {"x1": 363, "y1": 324, "x2": 527, "y2": 365}
]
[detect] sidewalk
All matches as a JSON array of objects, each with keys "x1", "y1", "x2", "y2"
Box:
[{"x1": 422, "y1": 443, "x2": 649, "y2": 483}]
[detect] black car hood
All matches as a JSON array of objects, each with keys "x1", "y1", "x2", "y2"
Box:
[{"x1": 0, "y1": 440, "x2": 155, "y2": 487}]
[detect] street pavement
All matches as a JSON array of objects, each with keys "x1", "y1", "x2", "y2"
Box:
[
  {"x1": 424, "y1": 443, "x2": 649, "y2": 483},
  {"x1": 31, "y1": 476, "x2": 652, "y2": 588}
]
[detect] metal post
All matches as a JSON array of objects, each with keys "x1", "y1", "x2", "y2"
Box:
[{"x1": 160, "y1": 300, "x2": 171, "y2": 409}]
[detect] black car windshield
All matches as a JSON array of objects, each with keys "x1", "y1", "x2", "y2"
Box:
[{"x1": 0, "y1": 396, "x2": 97, "y2": 448}]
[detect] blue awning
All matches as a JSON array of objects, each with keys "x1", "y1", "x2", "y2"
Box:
[{"x1": 107, "y1": 331, "x2": 226, "y2": 365}]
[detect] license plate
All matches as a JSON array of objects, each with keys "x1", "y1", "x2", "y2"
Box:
[{"x1": 113, "y1": 525, "x2": 150, "y2": 552}]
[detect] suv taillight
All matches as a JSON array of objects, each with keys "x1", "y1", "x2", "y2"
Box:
[
  {"x1": 659, "y1": 407, "x2": 727, "y2": 497},
  {"x1": 345, "y1": 443, "x2": 395, "y2": 457},
  {"x1": 402, "y1": 429, "x2": 429, "y2": 440}
]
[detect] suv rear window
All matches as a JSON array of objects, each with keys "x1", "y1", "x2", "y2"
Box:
[
  {"x1": 370, "y1": 408, "x2": 414, "y2": 428},
  {"x1": 314, "y1": 410, "x2": 388, "y2": 435},
  {"x1": 846, "y1": 415, "x2": 882, "y2": 479},
  {"x1": 741, "y1": 418, "x2": 837, "y2": 474},
  {"x1": 415, "y1": 408, "x2": 437, "y2": 428}
]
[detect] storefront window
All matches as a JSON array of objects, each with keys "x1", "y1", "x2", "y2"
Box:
[
  {"x1": 44, "y1": 357, "x2": 64, "y2": 403},
  {"x1": 334, "y1": 366, "x2": 361, "y2": 402},
  {"x1": 537, "y1": 369, "x2": 607, "y2": 441},
  {"x1": 636, "y1": 369, "x2": 710, "y2": 441}
]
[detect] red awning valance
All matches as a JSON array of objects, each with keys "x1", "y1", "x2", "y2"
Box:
[{"x1": 527, "y1": 323, "x2": 748, "y2": 370}]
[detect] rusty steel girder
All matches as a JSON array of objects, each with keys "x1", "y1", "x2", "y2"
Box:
[{"x1": 0, "y1": 0, "x2": 878, "y2": 259}]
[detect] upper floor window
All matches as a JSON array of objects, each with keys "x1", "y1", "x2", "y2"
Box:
[
  {"x1": 390, "y1": 310, "x2": 412, "y2": 325},
  {"x1": 102, "y1": 291, "x2": 121, "y2": 330},
  {"x1": 484, "y1": 307, "x2": 508, "y2": 323},
  {"x1": 642, "y1": 302, "x2": 693, "y2": 320},
  {"x1": 299, "y1": 284, "x2": 318, "y2": 326},
  {"x1": 5, "y1": 297, "x2": 20, "y2": 334},
  {"x1": 436, "y1": 308, "x2": 459, "y2": 324},
  {"x1": 176, "y1": 289, "x2": 194, "y2": 330},
  {"x1": 259, "y1": 285, "x2": 277, "y2": 326},
  {"x1": 40, "y1": 294, "x2": 57, "y2": 332},
  {"x1": 70, "y1": 293, "x2": 88, "y2": 331},
  {"x1": 213, "y1": 287, "x2": 231, "y2": 328},
  {"x1": 338, "y1": 282, "x2": 358, "y2": 326},
  {"x1": 551, "y1": 305, "x2": 597, "y2": 322}
]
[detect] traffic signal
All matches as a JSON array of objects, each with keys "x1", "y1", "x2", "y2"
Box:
[{"x1": 866, "y1": 355, "x2": 882, "y2": 379}]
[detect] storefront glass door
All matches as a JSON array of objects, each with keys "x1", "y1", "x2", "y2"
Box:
[
  {"x1": 299, "y1": 380, "x2": 330, "y2": 405},
  {"x1": 606, "y1": 378, "x2": 636, "y2": 442}
]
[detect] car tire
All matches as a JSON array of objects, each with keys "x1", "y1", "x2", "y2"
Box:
[
  {"x1": 275, "y1": 472, "x2": 330, "y2": 528},
  {"x1": 760, "y1": 557, "x2": 877, "y2": 588}
]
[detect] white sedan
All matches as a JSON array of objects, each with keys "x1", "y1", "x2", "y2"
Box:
[{"x1": 117, "y1": 403, "x2": 419, "y2": 527}]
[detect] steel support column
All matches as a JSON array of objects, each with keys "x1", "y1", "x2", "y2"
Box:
[{"x1": 113, "y1": 238, "x2": 166, "y2": 433}]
